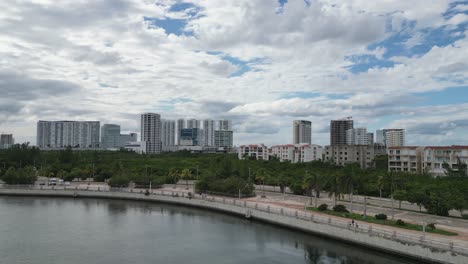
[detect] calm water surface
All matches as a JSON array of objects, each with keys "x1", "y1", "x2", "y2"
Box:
[{"x1": 0, "y1": 197, "x2": 417, "y2": 264}]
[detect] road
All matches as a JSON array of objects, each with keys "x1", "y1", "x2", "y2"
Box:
[{"x1": 261, "y1": 190, "x2": 468, "y2": 231}]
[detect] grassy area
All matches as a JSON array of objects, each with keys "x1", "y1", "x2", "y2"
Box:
[{"x1": 307, "y1": 207, "x2": 458, "y2": 236}]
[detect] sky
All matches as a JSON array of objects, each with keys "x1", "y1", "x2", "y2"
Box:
[{"x1": 0, "y1": 0, "x2": 467, "y2": 146}]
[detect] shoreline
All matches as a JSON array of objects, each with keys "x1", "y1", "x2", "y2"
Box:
[{"x1": 1, "y1": 187, "x2": 467, "y2": 264}]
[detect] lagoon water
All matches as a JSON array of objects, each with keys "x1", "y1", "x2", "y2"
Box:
[{"x1": 0, "y1": 196, "x2": 417, "y2": 264}]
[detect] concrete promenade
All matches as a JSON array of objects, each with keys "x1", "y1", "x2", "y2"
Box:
[{"x1": 0, "y1": 186, "x2": 468, "y2": 264}]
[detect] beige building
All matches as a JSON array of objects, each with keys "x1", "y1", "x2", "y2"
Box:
[
  {"x1": 270, "y1": 143, "x2": 322, "y2": 163},
  {"x1": 423, "y1": 146, "x2": 468, "y2": 176},
  {"x1": 388, "y1": 145, "x2": 468, "y2": 176},
  {"x1": 385, "y1": 129, "x2": 405, "y2": 147},
  {"x1": 388, "y1": 146, "x2": 424, "y2": 173},
  {"x1": 238, "y1": 144, "x2": 269, "y2": 160},
  {"x1": 324, "y1": 144, "x2": 385, "y2": 169}
]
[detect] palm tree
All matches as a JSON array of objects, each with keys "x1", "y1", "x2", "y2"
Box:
[
  {"x1": 303, "y1": 171, "x2": 314, "y2": 206},
  {"x1": 168, "y1": 169, "x2": 179, "y2": 189},
  {"x1": 180, "y1": 169, "x2": 192, "y2": 190},
  {"x1": 377, "y1": 175, "x2": 385, "y2": 198},
  {"x1": 341, "y1": 165, "x2": 356, "y2": 213},
  {"x1": 255, "y1": 168, "x2": 267, "y2": 198},
  {"x1": 327, "y1": 173, "x2": 342, "y2": 206}
]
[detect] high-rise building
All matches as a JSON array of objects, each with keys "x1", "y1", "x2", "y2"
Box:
[
  {"x1": 0, "y1": 134, "x2": 14, "y2": 149},
  {"x1": 293, "y1": 120, "x2": 312, "y2": 144},
  {"x1": 376, "y1": 129, "x2": 405, "y2": 147},
  {"x1": 140, "y1": 113, "x2": 161, "y2": 154},
  {"x1": 187, "y1": 119, "x2": 200, "y2": 129},
  {"x1": 36, "y1": 120, "x2": 100, "y2": 148},
  {"x1": 161, "y1": 119, "x2": 176, "y2": 146},
  {"x1": 385, "y1": 129, "x2": 405, "y2": 147},
  {"x1": 177, "y1": 119, "x2": 185, "y2": 145},
  {"x1": 346, "y1": 128, "x2": 368, "y2": 145},
  {"x1": 376, "y1": 130, "x2": 385, "y2": 144},
  {"x1": 101, "y1": 124, "x2": 121, "y2": 149},
  {"x1": 179, "y1": 128, "x2": 203, "y2": 146},
  {"x1": 203, "y1": 119, "x2": 215, "y2": 146},
  {"x1": 101, "y1": 124, "x2": 137, "y2": 149},
  {"x1": 119, "y1": 133, "x2": 137, "y2": 146},
  {"x1": 330, "y1": 118, "x2": 353, "y2": 146},
  {"x1": 218, "y1": 120, "x2": 232, "y2": 131},
  {"x1": 214, "y1": 130, "x2": 233, "y2": 148},
  {"x1": 367, "y1": 132, "x2": 374, "y2": 145}
]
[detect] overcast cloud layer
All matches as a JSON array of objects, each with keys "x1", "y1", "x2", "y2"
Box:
[{"x1": 0, "y1": 0, "x2": 467, "y2": 146}]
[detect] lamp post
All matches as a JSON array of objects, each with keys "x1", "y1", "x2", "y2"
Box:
[{"x1": 391, "y1": 171, "x2": 395, "y2": 221}]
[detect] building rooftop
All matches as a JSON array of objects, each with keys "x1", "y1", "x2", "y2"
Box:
[{"x1": 425, "y1": 145, "x2": 468, "y2": 150}]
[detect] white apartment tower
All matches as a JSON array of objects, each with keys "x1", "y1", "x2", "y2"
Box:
[
  {"x1": 203, "y1": 119, "x2": 215, "y2": 146},
  {"x1": 187, "y1": 119, "x2": 200, "y2": 129},
  {"x1": 376, "y1": 129, "x2": 405, "y2": 147},
  {"x1": 37, "y1": 120, "x2": 100, "y2": 148},
  {"x1": 385, "y1": 129, "x2": 405, "y2": 147},
  {"x1": 346, "y1": 128, "x2": 368, "y2": 145},
  {"x1": 218, "y1": 120, "x2": 232, "y2": 131},
  {"x1": 177, "y1": 119, "x2": 185, "y2": 145},
  {"x1": 161, "y1": 119, "x2": 176, "y2": 146},
  {"x1": 293, "y1": 120, "x2": 312, "y2": 144},
  {"x1": 140, "y1": 113, "x2": 161, "y2": 154}
]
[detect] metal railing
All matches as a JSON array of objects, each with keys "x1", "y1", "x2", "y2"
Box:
[{"x1": 1, "y1": 184, "x2": 467, "y2": 256}]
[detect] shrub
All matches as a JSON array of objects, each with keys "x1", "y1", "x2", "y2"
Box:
[
  {"x1": 333, "y1": 204, "x2": 349, "y2": 213},
  {"x1": 318, "y1": 204, "x2": 328, "y2": 211},
  {"x1": 375, "y1": 214, "x2": 388, "y2": 220},
  {"x1": 396, "y1": 219, "x2": 405, "y2": 226},
  {"x1": 108, "y1": 174, "x2": 130, "y2": 187},
  {"x1": 427, "y1": 223, "x2": 436, "y2": 230}
]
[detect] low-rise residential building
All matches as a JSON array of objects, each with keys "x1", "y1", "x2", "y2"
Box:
[
  {"x1": 324, "y1": 145, "x2": 377, "y2": 169},
  {"x1": 423, "y1": 146, "x2": 468, "y2": 176},
  {"x1": 270, "y1": 144, "x2": 323, "y2": 163},
  {"x1": 238, "y1": 144, "x2": 269, "y2": 160},
  {"x1": 270, "y1": 144, "x2": 296, "y2": 162},
  {"x1": 388, "y1": 146, "x2": 424, "y2": 173},
  {"x1": 388, "y1": 145, "x2": 468, "y2": 176}
]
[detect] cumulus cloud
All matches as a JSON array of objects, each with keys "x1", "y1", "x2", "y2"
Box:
[{"x1": 0, "y1": 0, "x2": 467, "y2": 146}]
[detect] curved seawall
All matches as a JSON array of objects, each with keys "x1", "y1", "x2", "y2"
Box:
[{"x1": 1, "y1": 188, "x2": 467, "y2": 264}]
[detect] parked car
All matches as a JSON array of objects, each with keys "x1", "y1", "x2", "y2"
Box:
[{"x1": 49, "y1": 178, "x2": 57, "y2": 186}]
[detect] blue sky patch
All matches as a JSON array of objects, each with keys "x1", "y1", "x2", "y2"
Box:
[
  {"x1": 280, "y1": 92, "x2": 350, "y2": 100},
  {"x1": 443, "y1": 1, "x2": 468, "y2": 19},
  {"x1": 169, "y1": 2, "x2": 198, "y2": 13},
  {"x1": 144, "y1": 17, "x2": 189, "y2": 36},
  {"x1": 345, "y1": 54, "x2": 396, "y2": 74},
  {"x1": 412, "y1": 86, "x2": 468, "y2": 106},
  {"x1": 204, "y1": 51, "x2": 265, "y2": 77}
]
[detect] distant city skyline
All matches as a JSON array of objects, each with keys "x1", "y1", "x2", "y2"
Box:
[{"x1": 1, "y1": 1, "x2": 467, "y2": 146}]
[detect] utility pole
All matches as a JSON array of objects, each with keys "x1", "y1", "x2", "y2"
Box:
[{"x1": 391, "y1": 171, "x2": 395, "y2": 221}]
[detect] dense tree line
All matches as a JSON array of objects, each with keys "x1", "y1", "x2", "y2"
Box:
[{"x1": 0, "y1": 144, "x2": 467, "y2": 216}]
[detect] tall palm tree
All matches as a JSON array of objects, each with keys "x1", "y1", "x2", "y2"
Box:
[
  {"x1": 255, "y1": 168, "x2": 267, "y2": 198},
  {"x1": 341, "y1": 165, "x2": 356, "y2": 213},
  {"x1": 377, "y1": 175, "x2": 385, "y2": 198},
  {"x1": 327, "y1": 173, "x2": 342, "y2": 206},
  {"x1": 303, "y1": 172, "x2": 314, "y2": 206},
  {"x1": 168, "y1": 169, "x2": 179, "y2": 189},
  {"x1": 180, "y1": 168, "x2": 192, "y2": 190}
]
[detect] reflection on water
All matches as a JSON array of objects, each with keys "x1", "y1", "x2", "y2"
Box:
[{"x1": 0, "y1": 197, "x2": 416, "y2": 264}]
